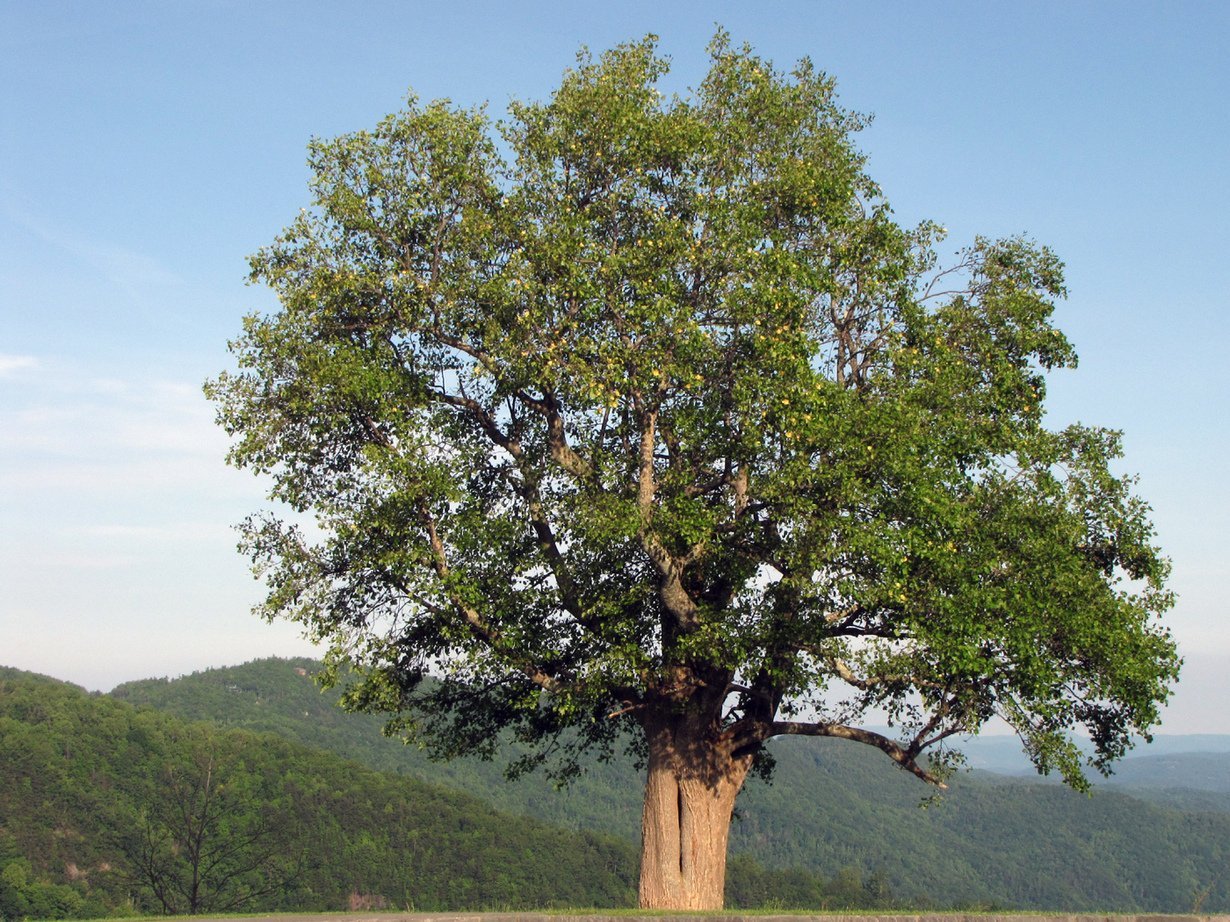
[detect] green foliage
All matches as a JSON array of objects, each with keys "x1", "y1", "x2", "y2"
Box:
[
  {"x1": 0, "y1": 855, "x2": 88, "y2": 922},
  {"x1": 0, "y1": 667, "x2": 638, "y2": 915},
  {"x1": 208, "y1": 31, "x2": 1177, "y2": 796}
]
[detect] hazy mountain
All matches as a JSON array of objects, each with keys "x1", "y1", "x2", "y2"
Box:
[
  {"x1": 950, "y1": 731, "x2": 1230, "y2": 777},
  {"x1": 1102, "y1": 751, "x2": 1230, "y2": 792}
]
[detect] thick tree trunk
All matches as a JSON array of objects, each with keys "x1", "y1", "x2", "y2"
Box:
[{"x1": 637, "y1": 714, "x2": 752, "y2": 909}]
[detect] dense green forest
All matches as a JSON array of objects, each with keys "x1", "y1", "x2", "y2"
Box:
[
  {"x1": 0, "y1": 667, "x2": 890, "y2": 919},
  {"x1": 113, "y1": 658, "x2": 1230, "y2": 913},
  {"x1": 4, "y1": 659, "x2": 1228, "y2": 917}
]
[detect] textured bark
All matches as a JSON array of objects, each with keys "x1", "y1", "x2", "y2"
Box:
[{"x1": 637, "y1": 713, "x2": 752, "y2": 909}]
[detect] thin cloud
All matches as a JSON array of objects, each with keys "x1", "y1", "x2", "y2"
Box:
[
  {"x1": 0, "y1": 364, "x2": 252, "y2": 503},
  {"x1": 0, "y1": 354, "x2": 39, "y2": 378},
  {"x1": 4, "y1": 198, "x2": 183, "y2": 297},
  {"x1": 67, "y1": 522, "x2": 227, "y2": 542}
]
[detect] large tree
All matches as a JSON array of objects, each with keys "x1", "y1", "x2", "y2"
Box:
[{"x1": 208, "y1": 34, "x2": 1179, "y2": 909}]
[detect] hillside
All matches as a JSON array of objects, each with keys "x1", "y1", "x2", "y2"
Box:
[
  {"x1": 1, "y1": 667, "x2": 638, "y2": 916},
  {"x1": 112, "y1": 657, "x2": 1230, "y2": 912},
  {"x1": 1, "y1": 666, "x2": 892, "y2": 918},
  {"x1": 114, "y1": 657, "x2": 643, "y2": 839}
]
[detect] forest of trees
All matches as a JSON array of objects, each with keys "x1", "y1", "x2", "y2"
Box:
[
  {"x1": 2, "y1": 658, "x2": 1227, "y2": 917},
  {"x1": 114, "y1": 658, "x2": 1230, "y2": 913},
  {"x1": 1, "y1": 665, "x2": 900, "y2": 918}
]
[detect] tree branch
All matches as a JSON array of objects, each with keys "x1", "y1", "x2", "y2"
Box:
[
  {"x1": 418, "y1": 502, "x2": 561, "y2": 693},
  {"x1": 770, "y1": 720, "x2": 948, "y2": 787},
  {"x1": 825, "y1": 656, "x2": 948, "y2": 692},
  {"x1": 634, "y1": 407, "x2": 699, "y2": 630},
  {"x1": 544, "y1": 392, "x2": 596, "y2": 481},
  {"x1": 425, "y1": 377, "x2": 595, "y2": 638}
]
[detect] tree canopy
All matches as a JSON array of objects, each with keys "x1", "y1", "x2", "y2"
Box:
[{"x1": 208, "y1": 32, "x2": 1179, "y2": 909}]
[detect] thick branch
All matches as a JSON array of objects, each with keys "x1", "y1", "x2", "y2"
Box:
[
  {"x1": 430, "y1": 389, "x2": 515, "y2": 452},
  {"x1": 634, "y1": 408, "x2": 699, "y2": 630},
  {"x1": 770, "y1": 720, "x2": 948, "y2": 787},
  {"x1": 636, "y1": 407, "x2": 658, "y2": 518},
  {"x1": 545, "y1": 393, "x2": 596, "y2": 481}
]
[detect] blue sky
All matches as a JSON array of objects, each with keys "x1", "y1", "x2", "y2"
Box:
[{"x1": 2, "y1": 1, "x2": 1226, "y2": 734}]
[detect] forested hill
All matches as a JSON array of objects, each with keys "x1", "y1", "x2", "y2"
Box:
[
  {"x1": 1, "y1": 667, "x2": 641, "y2": 917},
  {"x1": 115, "y1": 657, "x2": 642, "y2": 838},
  {"x1": 111, "y1": 657, "x2": 1230, "y2": 913},
  {"x1": 0, "y1": 666, "x2": 908, "y2": 918}
]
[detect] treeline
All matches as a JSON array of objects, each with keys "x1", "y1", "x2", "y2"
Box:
[
  {"x1": 0, "y1": 667, "x2": 892, "y2": 919},
  {"x1": 114, "y1": 657, "x2": 1230, "y2": 913},
  {"x1": 2, "y1": 668, "x2": 635, "y2": 916},
  {"x1": 113, "y1": 658, "x2": 646, "y2": 839}
]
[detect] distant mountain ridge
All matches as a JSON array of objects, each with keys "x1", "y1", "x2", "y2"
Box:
[
  {"x1": 110, "y1": 656, "x2": 1230, "y2": 913},
  {"x1": 952, "y1": 729, "x2": 1230, "y2": 781},
  {"x1": 1105, "y1": 751, "x2": 1230, "y2": 791}
]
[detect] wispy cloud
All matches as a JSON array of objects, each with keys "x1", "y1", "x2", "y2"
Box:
[
  {"x1": 3, "y1": 197, "x2": 183, "y2": 298},
  {"x1": 67, "y1": 522, "x2": 228, "y2": 542},
  {"x1": 0, "y1": 354, "x2": 39, "y2": 377},
  {"x1": 0, "y1": 360, "x2": 284, "y2": 678},
  {"x1": 0, "y1": 360, "x2": 251, "y2": 500}
]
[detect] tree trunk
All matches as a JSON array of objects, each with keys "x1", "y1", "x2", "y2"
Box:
[{"x1": 637, "y1": 713, "x2": 752, "y2": 909}]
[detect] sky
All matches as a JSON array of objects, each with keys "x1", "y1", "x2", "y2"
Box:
[{"x1": 1, "y1": 1, "x2": 1226, "y2": 734}]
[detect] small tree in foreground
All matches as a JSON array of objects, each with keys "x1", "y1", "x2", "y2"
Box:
[
  {"x1": 121, "y1": 739, "x2": 296, "y2": 915},
  {"x1": 208, "y1": 34, "x2": 1179, "y2": 909}
]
